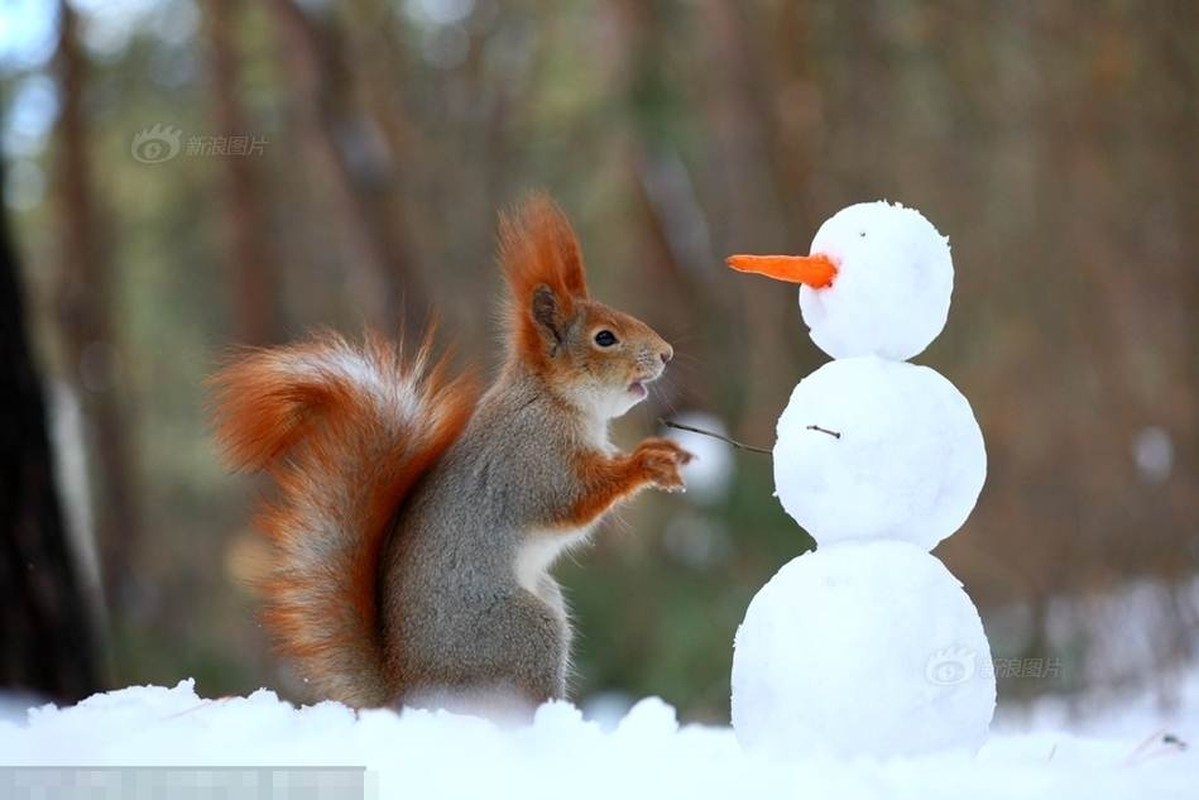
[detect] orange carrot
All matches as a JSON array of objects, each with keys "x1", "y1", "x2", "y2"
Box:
[{"x1": 726, "y1": 253, "x2": 838, "y2": 289}]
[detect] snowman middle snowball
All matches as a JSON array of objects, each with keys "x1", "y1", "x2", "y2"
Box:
[{"x1": 773, "y1": 356, "x2": 986, "y2": 551}]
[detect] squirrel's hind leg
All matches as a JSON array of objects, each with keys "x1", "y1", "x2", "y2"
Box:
[{"x1": 473, "y1": 589, "x2": 568, "y2": 705}]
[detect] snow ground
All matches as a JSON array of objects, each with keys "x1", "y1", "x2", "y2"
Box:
[{"x1": 1, "y1": 675, "x2": 1194, "y2": 799}]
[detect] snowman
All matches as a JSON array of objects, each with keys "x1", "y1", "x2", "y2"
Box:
[{"x1": 726, "y1": 202, "x2": 995, "y2": 759}]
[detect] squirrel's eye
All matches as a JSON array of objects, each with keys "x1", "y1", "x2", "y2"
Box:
[{"x1": 594, "y1": 330, "x2": 618, "y2": 348}]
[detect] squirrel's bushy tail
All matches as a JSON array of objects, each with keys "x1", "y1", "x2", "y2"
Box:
[{"x1": 209, "y1": 331, "x2": 476, "y2": 707}]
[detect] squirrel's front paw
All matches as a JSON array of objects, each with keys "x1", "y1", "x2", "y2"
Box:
[{"x1": 632, "y1": 438, "x2": 694, "y2": 492}]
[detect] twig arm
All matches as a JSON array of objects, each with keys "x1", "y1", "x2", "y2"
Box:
[{"x1": 659, "y1": 419, "x2": 772, "y2": 455}]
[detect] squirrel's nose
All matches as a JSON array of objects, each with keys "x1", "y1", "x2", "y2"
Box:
[{"x1": 660, "y1": 345, "x2": 673, "y2": 364}]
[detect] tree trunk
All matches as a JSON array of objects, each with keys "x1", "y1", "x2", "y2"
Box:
[
  {"x1": 54, "y1": 1, "x2": 142, "y2": 617},
  {"x1": 207, "y1": 0, "x2": 282, "y2": 346},
  {"x1": 269, "y1": 0, "x2": 430, "y2": 338},
  {"x1": 0, "y1": 159, "x2": 101, "y2": 703}
]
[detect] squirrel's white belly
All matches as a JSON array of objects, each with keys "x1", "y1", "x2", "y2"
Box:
[{"x1": 514, "y1": 526, "x2": 593, "y2": 597}]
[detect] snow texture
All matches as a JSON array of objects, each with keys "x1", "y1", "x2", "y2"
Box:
[
  {"x1": 2, "y1": 678, "x2": 1194, "y2": 800},
  {"x1": 732, "y1": 541, "x2": 996, "y2": 759},
  {"x1": 800, "y1": 201, "x2": 952, "y2": 361},
  {"x1": 773, "y1": 357, "x2": 986, "y2": 550}
]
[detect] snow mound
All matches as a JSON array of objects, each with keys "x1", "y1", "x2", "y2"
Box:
[
  {"x1": 1, "y1": 680, "x2": 1195, "y2": 799},
  {"x1": 732, "y1": 541, "x2": 995, "y2": 758},
  {"x1": 800, "y1": 200, "x2": 953, "y2": 361},
  {"x1": 773, "y1": 357, "x2": 986, "y2": 550}
]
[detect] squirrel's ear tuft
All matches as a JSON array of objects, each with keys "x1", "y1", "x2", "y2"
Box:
[{"x1": 497, "y1": 191, "x2": 588, "y2": 362}]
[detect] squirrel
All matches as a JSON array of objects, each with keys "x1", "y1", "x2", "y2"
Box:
[{"x1": 209, "y1": 193, "x2": 693, "y2": 710}]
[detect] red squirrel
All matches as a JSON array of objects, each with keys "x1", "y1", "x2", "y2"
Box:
[{"x1": 210, "y1": 194, "x2": 693, "y2": 709}]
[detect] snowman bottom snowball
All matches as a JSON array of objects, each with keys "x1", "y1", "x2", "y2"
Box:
[{"x1": 731, "y1": 540, "x2": 995, "y2": 759}]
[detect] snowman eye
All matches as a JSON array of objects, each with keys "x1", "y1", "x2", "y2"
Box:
[
  {"x1": 594, "y1": 330, "x2": 618, "y2": 348},
  {"x1": 859, "y1": 231, "x2": 866, "y2": 238}
]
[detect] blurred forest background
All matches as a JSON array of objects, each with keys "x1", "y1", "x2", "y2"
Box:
[{"x1": 1, "y1": 0, "x2": 1197, "y2": 722}]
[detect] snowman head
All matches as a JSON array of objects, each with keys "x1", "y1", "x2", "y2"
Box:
[{"x1": 727, "y1": 201, "x2": 953, "y2": 362}]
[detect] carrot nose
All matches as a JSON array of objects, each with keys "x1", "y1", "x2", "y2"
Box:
[{"x1": 726, "y1": 253, "x2": 838, "y2": 289}]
